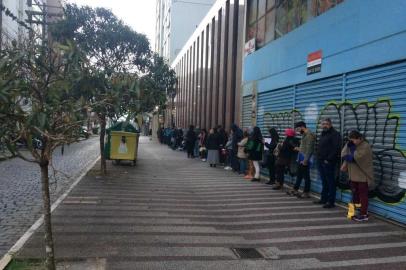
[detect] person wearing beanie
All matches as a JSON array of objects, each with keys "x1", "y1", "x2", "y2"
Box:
[{"x1": 273, "y1": 128, "x2": 300, "y2": 190}]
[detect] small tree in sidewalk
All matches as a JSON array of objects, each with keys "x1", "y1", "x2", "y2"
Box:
[
  {"x1": 52, "y1": 4, "x2": 151, "y2": 174},
  {"x1": 0, "y1": 40, "x2": 90, "y2": 270}
]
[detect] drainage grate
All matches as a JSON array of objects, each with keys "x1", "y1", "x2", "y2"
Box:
[{"x1": 231, "y1": 248, "x2": 264, "y2": 259}]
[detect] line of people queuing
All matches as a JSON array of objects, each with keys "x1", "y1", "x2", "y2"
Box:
[{"x1": 158, "y1": 118, "x2": 374, "y2": 222}]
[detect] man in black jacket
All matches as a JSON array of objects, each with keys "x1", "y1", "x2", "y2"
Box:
[{"x1": 315, "y1": 118, "x2": 342, "y2": 208}]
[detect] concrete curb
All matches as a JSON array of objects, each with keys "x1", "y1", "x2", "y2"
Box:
[{"x1": 0, "y1": 156, "x2": 101, "y2": 270}]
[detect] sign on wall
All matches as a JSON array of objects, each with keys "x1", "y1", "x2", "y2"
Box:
[{"x1": 307, "y1": 50, "x2": 322, "y2": 75}]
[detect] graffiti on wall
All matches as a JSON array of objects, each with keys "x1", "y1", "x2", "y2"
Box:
[
  {"x1": 263, "y1": 110, "x2": 303, "y2": 138},
  {"x1": 262, "y1": 99, "x2": 406, "y2": 203}
]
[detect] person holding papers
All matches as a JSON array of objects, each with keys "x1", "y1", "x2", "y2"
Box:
[{"x1": 287, "y1": 121, "x2": 316, "y2": 198}]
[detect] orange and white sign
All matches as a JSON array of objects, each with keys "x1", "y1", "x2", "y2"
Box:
[{"x1": 307, "y1": 50, "x2": 322, "y2": 75}]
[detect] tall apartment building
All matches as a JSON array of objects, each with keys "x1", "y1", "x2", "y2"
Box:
[
  {"x1": 0, "y1": 0, "x2": 32, "y2": 45},
  {"x1": 0, "y1": 0, "x2": 62, "y2": 46},
  {"x1": 155, "y1": 0, "x2": 216, "y2": 64}
]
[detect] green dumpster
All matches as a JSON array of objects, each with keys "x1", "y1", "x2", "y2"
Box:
[{"x1": 105, "y1": 121, "x2": 140, "y2": 166}]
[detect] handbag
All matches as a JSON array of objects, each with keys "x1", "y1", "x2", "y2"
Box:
[{"x1": 273, "y1": 142, "x2": 282, "y2": 157}]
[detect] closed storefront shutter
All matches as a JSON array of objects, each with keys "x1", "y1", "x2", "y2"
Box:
[
  {"x1": 254, "y1": 60, "x2": 406, "y2": 224},
  {"x1": 345, "y1": 61, "x2": 406, "y2": 223},
  {"x1": 257, "y1": 86, "x2": 294, "y2": 136},
  {"x1": 295, "y1": 76, "x2": 343, "y2": 192}
]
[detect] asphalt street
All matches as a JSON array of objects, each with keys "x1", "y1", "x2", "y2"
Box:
[{"x1": 0, "y1": 136, "x2": 100, "y2": 257}]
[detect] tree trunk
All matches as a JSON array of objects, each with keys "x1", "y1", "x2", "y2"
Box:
[
  {"x1": 99, "y1": 114, "x2": 107, "y2": 175},
  {"x1": 40, "y1": 160, "x2": 56, "y2": 270}
]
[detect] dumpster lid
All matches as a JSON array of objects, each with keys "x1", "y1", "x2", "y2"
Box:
[{"x1": 107, "y1": 121, "x2": 140, "y2": 133}]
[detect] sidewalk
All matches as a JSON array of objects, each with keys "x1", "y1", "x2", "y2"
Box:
[{"x1": 14, "y1": 137, "x2": 406, "y2": 270}]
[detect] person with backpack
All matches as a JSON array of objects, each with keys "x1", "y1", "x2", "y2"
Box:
[
  {"x1": 273, "y1": 128, "x2": 299, "y2": 190},
  {"x1": 287, "y1": 121, "x2": 316, "y2": 198},
  {"x1": 264, "y1": 128, "x2": 279, "y2": 185},
  {"x1": 246, "y1": 127, "x2": 264, "y2": 182},
  {"x1": 341, "y1": 130, "x2": 374, "y2": 222}
]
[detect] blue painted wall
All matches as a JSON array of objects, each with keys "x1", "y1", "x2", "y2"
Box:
[
  {"x1": 243, "y1": 0, "x2": 406, "y2": 224},
  {"x1": 243, "y1": 0, "x2": 406, "y2": 93}
]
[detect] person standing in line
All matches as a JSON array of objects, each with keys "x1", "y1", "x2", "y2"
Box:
[
  {"x1": 199, "y1": 129, "x2": 208, "y2": 161},
  {"x1": 288, "y1": 121, "x2": 316, "y2": 198},
  {"x1": 273, "y1": 128, "x2": 299, "y2": 190},
  {"x1": 217, "y1": 126, "x2": 228, "y2": 165},
  {"x1": 193, "y1": 127, "x2": 201, "y2": 158},
  {"x1": 206, "y1": 128, "x2": 220, "y2": 167},
  {"x1": 315, "y1": 118, "x2": 342, "y2": 208},
  {"x1": 237, "y1": 130, "x2": 249, "y2": 175},
  {"x1": 264, "y1": 128, "x2": 279, "y2": 185},
  {"x1": 157, "y1": 125, "x2": 163, "y2": 144},
  {"x1": 224, "y1": 130, "x2": 234, "y2": 171},
  {"x1": 230, "y1": 124, "x2": 243, "y2": 172},
  {"x1": 246, "y1": 126, "x2": 264, "y2": 182},
  {"x1": 185, "y1": 125, "x2": 197, "y2": 158},
  {"x1": 176, "y1": 128, "x2": 183, "y2": 150},
  {"x1": 243, "y1": 127, "x2": 254, "y2": 180},
  {"x1": 341, "y1": 130, "x2": 374, "y2": 222}
]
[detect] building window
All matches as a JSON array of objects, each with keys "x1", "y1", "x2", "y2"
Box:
[{"x1": 246, "y1": 0, "x2": 344, "y2": 49}]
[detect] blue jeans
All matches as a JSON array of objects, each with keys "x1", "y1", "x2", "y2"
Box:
[
  {"x1": 318, "y1": 161, "x2": 337, "y2": 205},
  {"x1": 239, "y1": 159, "x2": 247, "y2": 174},
  {"x1": 194, "y1": 141, "x2": 199, "y2": 157},
  {"x1": 230, "y1": 151, "x2": 239, "y2": 171}
]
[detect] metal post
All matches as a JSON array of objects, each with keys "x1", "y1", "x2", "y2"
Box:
[{"x1": 0, "y1": 0, "x2": 3, "y2": 51}]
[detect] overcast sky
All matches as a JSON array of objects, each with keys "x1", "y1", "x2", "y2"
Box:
[{"x1": 66, "y1": 0, "x2": 156, "y2": 50}]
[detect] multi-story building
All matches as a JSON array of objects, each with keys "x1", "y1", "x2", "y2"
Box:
[
  {"x1": 0, "y1": 0, "x2": 32, "y2": 45},
  {"x1": 242, "y1": 0, "x2": 406, "y2": 225},
  {"x1": 0, "y1": 0, "x2": 62, "y2": 46},
  {"x1": 171, "y1": 0, "x2": 245, "y2": 130},
  {"x1": 155, "y1": 0, "x2": 216, "y2": 64}
]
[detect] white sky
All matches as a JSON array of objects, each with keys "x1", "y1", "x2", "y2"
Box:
[{"x1": 66, "y1": 0, "x2": 156, "y2": 50}]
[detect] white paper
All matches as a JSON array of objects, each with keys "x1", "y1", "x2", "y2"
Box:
[{"x1": 264, "y1": 137, "x2": 272, "y2": 150}]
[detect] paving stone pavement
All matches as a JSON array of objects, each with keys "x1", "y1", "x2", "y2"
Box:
[
  {"x1": 16, "y1": 137, "x2": 406, "y2": 270},
  {"x1": 0, "y1": 137, "x2": 100, "y2": 257}
]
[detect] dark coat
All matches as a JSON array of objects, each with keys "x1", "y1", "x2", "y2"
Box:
[
  {"x1": 276, "y1": 137, "x2": 299, "y2": 166},
  {"x1": 247, "y1": 139, "x2": 264, "y2": 161},
  {"x1": 317, "y1": 127, "x2": 342, "y2": 164},
  {"x1": 264, "y1": 138, "x2": 278, "y2": 164},
  {"x1": 206, "y1": 133, "x2": 220, "y2": 150},
  {"x1": 185, "y1": 130, "x2": 197, "y2": 149},
  {"x1": 231, "y1": 124, "x2": 243, "y2": 152},
  {"x1": 218, "y1": 130, "x2": 228, "y2": 148}
]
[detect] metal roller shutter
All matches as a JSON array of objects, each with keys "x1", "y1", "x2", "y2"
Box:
[
  {"x1": 295, "y1": 76, "x2": 344, "y2": 192},
  {"x1": 241, "y1": 95, "x2": 252, "y2": 129},
  {"x1": 344, "y1": 61, "x2": 406, "y2": 223},
  {"x1": 257, "y1": 86, "x2": 294, "y2": 136}
]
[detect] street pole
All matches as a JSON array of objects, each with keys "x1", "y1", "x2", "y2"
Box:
[
  {"x1": 171, "y1": 93, "x2": 175, "y2": 128},
  {"x1": 0, "y1": 0, "x2": 3, "y2": 51}
]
